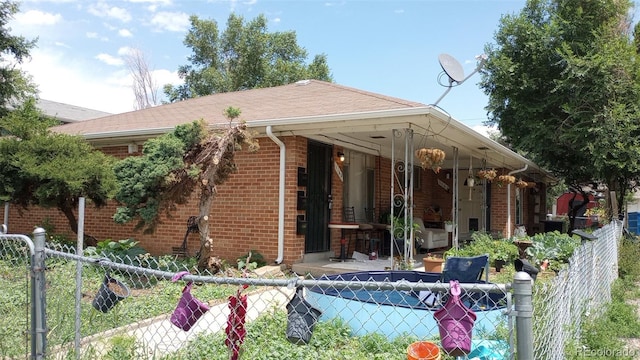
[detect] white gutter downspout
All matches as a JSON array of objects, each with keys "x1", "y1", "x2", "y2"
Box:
[
  {"x1": 266, "y1": 126, "x2": 286, "y2": 264},
  {"x1": 507, "y1": 164, "x2": 528, "y2": 238}
]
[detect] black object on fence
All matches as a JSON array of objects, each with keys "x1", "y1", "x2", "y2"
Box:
[
  {"x1": 92, "y1": 274, "x2": 130, "y2": 312},
  {"x1": 286, "y1": 287, "x2": 322, "y2": 345},
  {"x1": 514, "y1": 258, "x2": 539, "y2": 281}
]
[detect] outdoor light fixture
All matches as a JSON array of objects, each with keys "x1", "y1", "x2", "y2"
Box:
[{"x1": 337, "y1": 152, "x2": 345, "y2": 162}]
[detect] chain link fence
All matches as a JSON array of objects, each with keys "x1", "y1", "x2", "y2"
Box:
[
  {"x1": 0, "y1": 221, "x2": 622, "y2": 359},
  {"x1": 532, "y1": 220, "x2": 622, "y2": 360},
  {"x1": 0, "y1": 232, "x2": 35, "y2": 359}
]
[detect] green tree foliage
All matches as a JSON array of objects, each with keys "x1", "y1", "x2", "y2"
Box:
[
  {"x1": 0, "y1": 1, "x2": 37, "y2": 118},
  {"x1": 113, "y1": 120, "x2": 208, "y2": 230},
  {"x1": 164, "y1": 13, "x2": 332, "y2": 101},
  {"x1": 480, "y1": 0, "x2": 640, "y2": 220},
  {"x1": 0, "y1": 99, "x2": 118, "y2": 240},
  {"x1": 113, "y1": 109, "x2": 258, "y2": 271}
]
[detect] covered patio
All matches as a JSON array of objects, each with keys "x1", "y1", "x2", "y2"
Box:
[{"x1": 255, "y1": 103, "x2": 554, "y2": 269}]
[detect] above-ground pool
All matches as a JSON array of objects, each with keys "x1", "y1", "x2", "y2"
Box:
[{"x1": 306, "y1": 270, "x2": 509, "y2": 348}]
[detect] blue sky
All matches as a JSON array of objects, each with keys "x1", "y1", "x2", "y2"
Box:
[{"x1": 10, "y1": 0, "x2": 530, "y2": 131}]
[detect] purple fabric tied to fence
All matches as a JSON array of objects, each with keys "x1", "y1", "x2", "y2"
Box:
[
  {"x1": 170, "y1": 271, "x2": 210, "y2": 331},
  {"x1": 434, "y1": 280, "x2": 477, "y2": 356}
]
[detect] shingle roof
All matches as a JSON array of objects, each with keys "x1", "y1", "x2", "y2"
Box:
[
  {"x1": 38, "y1": 99, "x2": 112, "y2": 123},
  {"x1": 52, "y1": 80, "x2": 425, "y2": 137}
]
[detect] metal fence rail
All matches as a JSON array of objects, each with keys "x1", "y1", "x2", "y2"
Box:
[
  {"x1": 38, "y1": 245, "x2": 514, "y2": 360},
  {"x1": 0, "y1": 221, "x2": 622, "y2": 360},
  {"x1": 532, "y1": 220, "x2": 621, "y2": 360}
]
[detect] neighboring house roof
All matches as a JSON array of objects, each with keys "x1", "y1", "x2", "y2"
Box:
[
  {"x1": 51, "y1": 80, "x2": 554, "y2": 182},
  {"x1": 38, "y1": 99, "x2": 112, "y2": 123}
]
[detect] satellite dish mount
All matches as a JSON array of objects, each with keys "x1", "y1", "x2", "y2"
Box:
[{"x1": 433, "y1": 53, "x2": 487, "y2": 106}]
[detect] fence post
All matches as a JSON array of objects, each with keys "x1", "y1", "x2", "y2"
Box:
[
  {"x1": 513, "y1": 271, "x2": 534, "y2": 360},
  {"x1": 32, "y1": 227, "x2": 47, "y2": 360}
]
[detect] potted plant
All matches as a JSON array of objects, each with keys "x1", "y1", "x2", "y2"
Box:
[
  {"x1": 391, "y1": 215, "x2": 421, "y2": 268},
  {"x1": 422, "y1": 253, "x2": 445, "y2": 273},
  {"x1": 444, "y1": 220, "x2": 454, "y2": 233},
  {"x1": 415, "y1": 147, "x2": 446, "y2": 173},
  {"x1": 491, "y1": 240, "x2": 519, "y2": 272}
]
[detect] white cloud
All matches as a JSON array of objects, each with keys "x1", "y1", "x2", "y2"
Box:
[
  {"x1": 153, "y1": 68, "x2": 182, "y2": 88},
  {"x1": 472, "y1": 124, "x2": 499, "y2": 138},
  {"x1": 127, "y1": 0, "x2": 172, "y2": 4},
  {"x1": 96, "y1": 53, "x2": 124, "y2": 66},
  {"x1": 272, "y1": 17, "x2": 280, "y2": 23},
  {"x1": 18, "y1": 46, "x2": 182, "y2": 114},
  {"x1": 118, "y1": 28, "x2": 133, "y2": 37},
  {"x1": 86, "y1": 31, "x2": 109, "y2": 41},
  {"x1": 150, "y1": 11, "x2": 190, "y2": 32},
  {"x1": 117, "y1": 46, "x2": 134, "y2": 56},
  {"x1": 14, "y1": 10, "x2": 62, "y2": 25},
  {"x1": 19, "y1": 48, "x2": 136, "y2": 113},
  {"x1": 88, "y1": 3, "x2": 132, "y2": 23}
]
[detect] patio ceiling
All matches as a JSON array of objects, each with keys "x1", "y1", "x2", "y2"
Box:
[{"x1": 248, "y1": 106, "x2": 555, "y2": 183}]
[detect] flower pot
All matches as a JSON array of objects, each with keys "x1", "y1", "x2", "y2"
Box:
[
  {"x1": 407, "y1": 341, "x2": 441, "y2": 360},
  {"x1": 423, "y1": 257, "x2": 445, "y2": 273},
  {"x1": 170, "y1": 282, "x2": 210, "y2": 331},
  {"x1": 494, "y1": 259, "x2": 506, "y2": 272},
  {"x1": 92, "y1": 275, "x2": 130, "y2": 313},
  {"x1": 286, "y1": 288, "x2": 322, "y2": 345}
]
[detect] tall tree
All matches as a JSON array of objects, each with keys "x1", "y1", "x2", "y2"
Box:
[
  {"x1": 0, "y1": 1, "x2": 37, "y2": 119},
  {"x1": 480, "y1": 0, "x2": 640, "y2": 227},
  {"x1": 0, "y1": 99, "x2": 118, "y2": 244},
  {"x1": 124, "y1": 47, "x2": 160, "y2": 110},
  {"x1": 164, "y1": 14, "x2": 332, "y2": 101}
]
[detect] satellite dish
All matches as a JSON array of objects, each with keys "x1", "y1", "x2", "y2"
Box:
[{"x1": 438, "y1": 53, "x2": 465, "y2": 83}]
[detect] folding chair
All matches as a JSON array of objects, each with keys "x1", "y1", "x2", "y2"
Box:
[{"x1": 441, "y1": 254, "x2": 490, "y2": 283}]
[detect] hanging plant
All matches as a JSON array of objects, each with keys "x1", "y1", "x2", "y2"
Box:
[
  {"x1": 415, "y1": 148, "x2": 446, "y2": 173},
  {"x1": 526, "y1": 181, "x2": 537, "y2": 188},
  {"x1": 477, "y1": 169, "x2": 497, "y2": 181},
  {"x1": 515, "y1": 179, "x2": 528, "y2": 189},
  {"x1": 496, "y1": 174, "x2": 516, "y2": 186}
]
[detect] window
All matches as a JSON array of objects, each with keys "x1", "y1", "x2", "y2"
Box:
[{"x1": 342, "y1": 150, "x2": 375, "y2": 222}]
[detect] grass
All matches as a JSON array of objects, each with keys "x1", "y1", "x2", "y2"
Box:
[
  {"x1": 563, "y1": 236, "x2": 640, "y2": 359},
  {"x1": 0, "y1": 256, "x2": 239, "y2": 358},
  {"x1": 78, "y1": 309, "x2": 503, "y2": 360}
]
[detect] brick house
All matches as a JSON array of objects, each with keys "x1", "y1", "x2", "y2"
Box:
[{"x1": 1, "y1": 80, "x2": 553, "y2": 266}]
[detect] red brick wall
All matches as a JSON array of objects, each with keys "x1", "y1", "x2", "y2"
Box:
[
  {"x1": 0, "y1": 139, "x2": 546, "y2": 265},
  {"x1": 1, "y1": 137, "x2": 310, "y2": 265}
]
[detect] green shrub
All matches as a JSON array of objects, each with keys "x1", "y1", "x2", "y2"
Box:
[
  {"x1": 618, "y1": 237, "x2": 640, "y2": 280},
  {"x1": 444, "y1": 231, "x2": 518, "y2": 264},
  {"x1": 238, "y1": 250, "x2": 267, "y2": 269},
  {"x1": 85, "y1": 238, "x2": 147, "y2": 263},
  {"x1": 524, "y1": 231, "x2": 580, "y2": 272}
]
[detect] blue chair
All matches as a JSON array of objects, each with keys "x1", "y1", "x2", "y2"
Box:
[{"x1": 441, "y1": 254, "x2": 490, "y2": 283}]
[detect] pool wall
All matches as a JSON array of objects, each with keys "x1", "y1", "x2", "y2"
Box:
[{"x1": 306, "y1": 271, "x2": 508, "y2": 340}]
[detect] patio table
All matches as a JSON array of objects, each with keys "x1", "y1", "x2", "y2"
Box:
[{"x1": 328, "y1": 222, "x2": 359, "y2": 262}]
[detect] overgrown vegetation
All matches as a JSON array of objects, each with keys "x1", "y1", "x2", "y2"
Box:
[
  {"x1": 524, "y1": 231, "x2": 581, "y2": 273},
  {"x1": 564, "y1": 236, "x2": 640, "y2": 359},
  {"x1": 443, "y1": 231, "x2": 519, "y2": 267}
]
